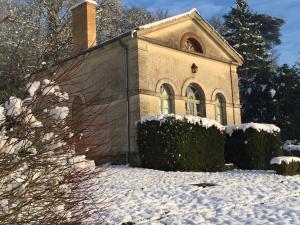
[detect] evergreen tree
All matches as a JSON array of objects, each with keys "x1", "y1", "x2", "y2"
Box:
[
  {"x1": 252, "y1": 14, "x2": 284, "y2": 50},
  {"x1": 293, "y1": 65, "x2": 300, "y2": 140},
  {"x1": 224, "y1": 0, "x2": 275, "y2": 123},
  {"x1": 212, "y1": 12, "x2": 284, "y2": 52},
  {"x1": 270, "y1": 64, "x2": 300, "y2": 140}
]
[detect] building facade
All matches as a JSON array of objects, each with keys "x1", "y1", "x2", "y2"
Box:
[{"x1": 49, "y1": 1, "x2": 243, "y2": 165}]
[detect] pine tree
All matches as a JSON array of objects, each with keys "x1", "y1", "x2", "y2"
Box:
[
  {"x1": 224, "y1": 0, "x2": 275, "y2": 123},
  {"x1": 270, "y1": 64, "x2": 300, "y2": 140}
]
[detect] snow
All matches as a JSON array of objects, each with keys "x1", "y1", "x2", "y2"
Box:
[
  {"x1": 68, "y1": 155, "x2": 95, "y2": 170},
  {"x1": 55, "y1": 91, "x2": 69, "y2": 102},
  {"x1": 0, "y1": 137, "x2": 33, "y2": 155},
  {"x1": 94, "y1": 166, "x2": 300, "y2": 225},
  {"x1": 226, "y1": 123, "x2": 280, "y2": 136},
  {"x1": 283, "y1": 140, "x2": 300, "y2": 152},
  {"x1": 49, "y1": 106, "x2": 69, "y2": 120},
  {"x1": 42, "y1": 132, "x2": 55, "y2": 141},
  {"x1": 46, "y1": 140, "x2": 66, "y2": 150},
  {"x1": 270, "y1": 156, "x2": 300, "y2": 165},
  {"x1": 0, "y1": 106, "x2": 5, "y2": 124},
  {"x1": 138, "y1": 114, "x2": 225, "y2": 131},
  {"x1": 261, "y1": 84, "x2": 267, "y2": 92},
  {"x1": 26, "y1": 81, "x2": 40, "y2": 96},
  {"x1": 139, "y1": 8, "x2": 198, "y2": 30},
  {"x1": 24, "y1": 112, "x2": 43, "y2": 128},
  {"x1": 0, "y1": 199, "x2": 8, "y2": 213},
  {"x1": 70, "y1": 0, "x2": 97, "y2": 11},
  {"x1": 247, "y1": 87, "x2": 252, "y2": 95},
  {"x1": 0, "y1": 78, "x2": 95, "y2": 221},
  {"x1": 4, "y1": 97, "x2": 23, "y2": 117},
  {"x1": 270, "y1": 88, "x2": 276, "y2": 98},
  {"x1": 41, "y1": 80, "x2": 60, "y2": 96}
]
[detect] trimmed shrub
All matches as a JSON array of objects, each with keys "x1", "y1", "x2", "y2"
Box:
[
  {"x1": 137, "y1": 115, "x2": 225, "y2": 172},
  {"x1": 283, "y1": 140, "x2": 300, "y2": 157},
  {"x1": 271, "y1": 157, "x2": 300, "y2": 176},
  {"x1": 284, "y1": 151, "x2": 300, "y2": 157},
  {"x1": 225, "y1": 123, "x2": 283, "y2": 170},
  {"x1": 224, "y1": 163, "x2": 236, "y2": 171}
]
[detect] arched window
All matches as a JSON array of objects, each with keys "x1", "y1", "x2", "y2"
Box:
[
  {"x1": 160, "y1": 84, "x2": 173, "y2": 114},
  {"x1": 185, "y1": 84, "x2": 206, "y2": 117},
  {"x1": 215, "y1": 94, "x2": 227, "y2": 125},
  {"x1": 184, "y1": 38, "x2": 203, "y2": 53},
  {"x1": 180, "y1": 33, "x2": 204, "y2": 54}
]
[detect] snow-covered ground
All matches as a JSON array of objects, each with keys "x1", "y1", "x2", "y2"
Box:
[{"x1": 95, "y1": 166, "x2": 300, "y2": 225}]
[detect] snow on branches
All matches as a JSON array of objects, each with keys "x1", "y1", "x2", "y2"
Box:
[{"x1": 0, "y1": 78, "x2": 102, "y2": 224}]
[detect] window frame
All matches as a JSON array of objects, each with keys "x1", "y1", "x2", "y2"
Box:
[
  {"x1": 185, "y1": 84, "x2": 206, "y2": 117},
  {"x1": 180, "y1": 32, "x2": 205, "y2": 55},
  {"x1": 184, "y1": 38, "x2": 203, "y2": 53},
  {"x1": 215, "y1": 93, "x2": 227, "y2": 125},
  {"x1": 160, "y1": 84, "x2": 174, "y2": 114}
]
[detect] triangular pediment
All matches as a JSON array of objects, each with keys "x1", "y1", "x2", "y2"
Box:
[{"x1": 136, "y1": 9, "x2": 243, "y2": 65}]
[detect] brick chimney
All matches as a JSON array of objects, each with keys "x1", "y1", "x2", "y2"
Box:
[{"x1": 71, "y1": 0, "x2": 97, "y2": 53}]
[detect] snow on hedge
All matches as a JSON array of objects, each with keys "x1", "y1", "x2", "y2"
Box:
[
  {"x1": 226, "y1": 123, "x2": 280, "y2": 136},
  {"x1": 138, "y1": 115, "x2": 282, "y2": 134},
  {"x1": 138, "y1": 114, "x2": 225, "y2": 131},
  {"x1": 283, "y1": 140, "x2": 300, "y2": 152},
  {"x1": 270, "y1": 156, "x2": 300, "y2": 165}
]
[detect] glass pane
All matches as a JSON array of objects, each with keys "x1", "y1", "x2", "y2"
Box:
[
  {"x1": 215, "y1": 95, "x2": 226, "y2": 125},
  {"x1": 161, "y1": 100, "x2": 169, "y2": 114},
  {"x1": 186, "y1": 84, "x2": 206, "y2": 117},
  {"x1": 186, "y1": 85, "x2": 198, "y2": 116},
  {"x1": 160, "y1": 84, "x2": 172, "y2": 114}
]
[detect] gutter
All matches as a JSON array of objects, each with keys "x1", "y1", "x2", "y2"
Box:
[
  {"x1": 229, "y1": 61, "x2": 236, "y2": 124},
  {"x1": 119, "y1": 40, "x2": 131, "y2": 164}
]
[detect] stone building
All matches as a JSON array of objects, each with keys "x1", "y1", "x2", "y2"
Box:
[{"x1": 57, "y1": 0, "x2": 243, "y2": 165}]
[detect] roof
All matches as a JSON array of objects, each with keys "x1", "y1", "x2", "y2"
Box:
[
  {"x1": 139, "y1": 8, "x2": 198, "y2": 30},
  {"x1": 40, "y1": 8, "x2": 243, "y2": 71}
]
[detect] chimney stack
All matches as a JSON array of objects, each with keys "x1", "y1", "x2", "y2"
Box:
[{"x1": 71, "y1": 0, "x2": 97, "y2": 53}]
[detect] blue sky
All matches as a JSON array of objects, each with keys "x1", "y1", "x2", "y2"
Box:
[{"x1": 124, "y1": 0, "x2": 300, "y2": 65}]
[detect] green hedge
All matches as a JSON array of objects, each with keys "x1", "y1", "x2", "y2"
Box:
[
  {"x1": 271, "y1": 157, "x2": 300, "y2": 176},
  {"x1": 272, "y1": 161, "x2": 300, "y2": 176},
  {"x1": 225, "y1": 126, "x2": 283, "y2": 170},
  {"x1": 137, "y1": 116, "x2": 225, "y2": 172},
  {"x1": 284, "y1": 150, "x2": 300, "y2": 157}
]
